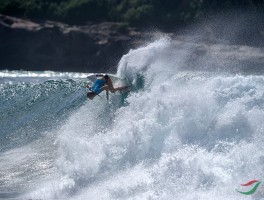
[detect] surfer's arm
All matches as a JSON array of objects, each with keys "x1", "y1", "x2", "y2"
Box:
[{"x1": 86, "y1": 84, "x2": 91, "y2": 88}]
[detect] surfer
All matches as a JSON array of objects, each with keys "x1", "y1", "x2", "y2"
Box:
[{"x1": 86, "y1": 74, "x2": 128, "y2": 100}]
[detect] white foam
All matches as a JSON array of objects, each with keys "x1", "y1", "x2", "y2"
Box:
[{"x1": 26, "y1": 37, "x2": 264, "y2": 199}]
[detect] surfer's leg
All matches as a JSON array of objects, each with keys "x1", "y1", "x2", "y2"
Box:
[
  {"x1": 106, "y1": 78, "x2": 128, "y2": 93},
  {"x1": 106, "y1": 78, "x2": 116, "y2": 93},
  {"x1": 114, "y1": 85, "x2": 129, "y2": 92}
]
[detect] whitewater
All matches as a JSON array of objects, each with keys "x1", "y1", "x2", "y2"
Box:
[{"x1": 1, "y1": 37, "x2": 264, "y2": 200}]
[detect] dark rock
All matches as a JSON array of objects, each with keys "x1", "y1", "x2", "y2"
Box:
[
  {"x1": 1, "y1": 14, "x2": 264, "y2": 74},
  {"x1": 0, "y1": 14, "x2": 144, "y2": 72}
]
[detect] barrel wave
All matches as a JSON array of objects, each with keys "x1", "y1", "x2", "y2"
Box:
[{"x1": 1, "y1": 37, "x2": 264, "y2": 200}]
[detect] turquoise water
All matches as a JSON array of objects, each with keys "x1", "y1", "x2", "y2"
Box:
[{"x1": 1, "y1": 38, "x2": 264, "y2": 200}]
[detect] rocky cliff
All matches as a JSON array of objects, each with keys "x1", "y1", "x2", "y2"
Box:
[
  {"x1": 1, "y1": 14, "x2": 264, "y2": 74},
  {"x1": 0, "y1": 14, "x2": 145, "y2": 72}
]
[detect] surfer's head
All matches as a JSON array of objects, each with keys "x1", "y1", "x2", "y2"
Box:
[{"x1": 87, "y1": 91, "x2": 97, "y2": 100}]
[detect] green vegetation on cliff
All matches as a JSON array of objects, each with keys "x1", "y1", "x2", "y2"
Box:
[{"x1": 0, "y1": 0, "x2": 263, "y2": 27}]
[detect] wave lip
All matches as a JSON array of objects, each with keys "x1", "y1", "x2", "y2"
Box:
[{"x1": 0, "y1": 70, "x2": 89, "y2": 84}]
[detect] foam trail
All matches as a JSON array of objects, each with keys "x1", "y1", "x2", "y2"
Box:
[{"x1": 24, "y1": 37, "x2": 264, "y2": 200}]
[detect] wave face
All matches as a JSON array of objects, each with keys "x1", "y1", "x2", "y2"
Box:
[
  {"x1": 0, "y1": 73, "x2": 87, "y2": 196},
  {"x1": 1, "y1": 37, "x2": 264, "y2": 200}
]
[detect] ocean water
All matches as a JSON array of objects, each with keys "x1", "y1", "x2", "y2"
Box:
[{"x1": 1, "y1": 37, "x2": 264, "y2": 200}]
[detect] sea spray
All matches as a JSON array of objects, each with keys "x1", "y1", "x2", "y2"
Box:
[
  {"x1": 1, "y1": 36, "x2": 263, "y2": 199},
  {"x1": 23, "y1": 37, "x2": 264, "y2": 200}
]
